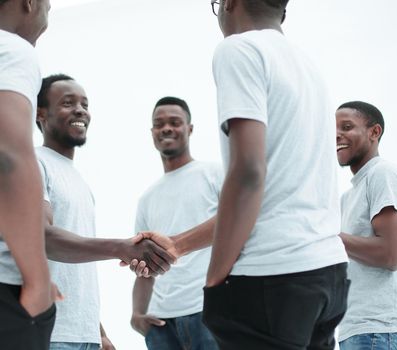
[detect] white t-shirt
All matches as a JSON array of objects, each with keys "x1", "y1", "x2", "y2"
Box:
[
  {"x1": 339, "y1": 157, "x2": 397, "y2": 341},
  {"x1": 36, "y1": 146, "x2": 101, "y2": 344},
  {"x1": 135, "y1": 161, "x2": 223, "y2": 318},
  {"x1": 0, "y1": 29, "x2": 42, "y2": 285},
  {"x1": 213, "y1": 29, "x2": 347, "y2": 276}
]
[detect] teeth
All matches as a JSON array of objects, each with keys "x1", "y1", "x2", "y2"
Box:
[
  {"x1": 337, "y1": 144, "x2": 348, "y2": 151},
  {"x1": 71, "y1": 122, "x2": 85, "y2": 128}
]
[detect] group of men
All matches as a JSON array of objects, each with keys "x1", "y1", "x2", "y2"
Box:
[{"x1": 0, "y1": 0, "x2": 396, "y2": 350}]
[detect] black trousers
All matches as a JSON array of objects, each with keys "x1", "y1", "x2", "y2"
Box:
[
  {"x1": 203, "y1": 263, "x2": 349, "y2": 350},
  {"x1": 0, "y1": 282, "x2": 56, "y2": 350}
]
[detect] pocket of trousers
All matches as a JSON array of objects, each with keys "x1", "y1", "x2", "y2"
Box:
[{"x1": 203, "y1": 280, "x2": 231, "y2": 325}]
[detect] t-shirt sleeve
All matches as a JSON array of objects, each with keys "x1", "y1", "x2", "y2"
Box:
[
  {"x1": 212, "y1": 37, "x2": 268, "y2": 135},
  {"x1": 212, "y1": 163, "x2": 225, "y2": 199},
  {"x1": 134, "y1": 199, "x2": 149, "y2": 234},
  {"x1": 367, "y1": 164, "x2": 397, "y2": 221},
  {"x1": 37, "y1": 159, "x2": 50, "y2": 203},
  {"x1": 0, "y1": 38, "x2": 41, "y2": 108}
]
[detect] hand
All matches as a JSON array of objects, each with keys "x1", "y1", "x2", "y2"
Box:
[
  {"x1": 100, "y1": 335, "x2": 116, "y2": 350},
  {"x1": 131, "y1": 313, "x2": 165, "y2": 336},
  {"x1": 140, "y1": 231, "x2": 179, "y2": 258},
  {"x1": 119, "y1": 235, "x2": 176, "y2": 276},
  {"x1": 20, "y1": 281, "x2": 63, "y2": 317}
]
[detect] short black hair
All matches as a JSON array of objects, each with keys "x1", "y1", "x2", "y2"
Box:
[
  {"x1": 153, "y1": 96, "x2": 191, "y2": 123},
  {"x1": 0, "y1": 0, "x2": 10, "y2": 5},
  {"x1": 243, "y1": 0, "x2": 289, "y2": 21},
  {"x1": 337, "y1": 101, "x2": 385, "y2": 141},
  {"x1": 36, "y1": 73, "x2": 74, "y2": 131}
]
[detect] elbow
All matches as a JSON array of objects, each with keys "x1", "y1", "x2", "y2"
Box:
[
  {"x1": 0, "y1": 151, "x2": 16, "y2": 176},
  {"x1": 232, "y1": 160, "x2": 266, "y2": 191},
  {"x1": 384, "y1": 252, "x2": 397, "y2": 271},
  {"x1": 386, "y1": 259, "x2": 397, "y2": 272}
]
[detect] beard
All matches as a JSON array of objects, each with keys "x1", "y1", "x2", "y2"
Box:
[
  {"x1": 339, "y1": 150, "x2": 366, "y2": 168},
  {"x1": 52, "y1": 129, "x2": 87, "y2": 148}
]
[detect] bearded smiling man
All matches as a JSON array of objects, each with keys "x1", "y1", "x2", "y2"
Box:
[{"x1": 35, "y1": 74, "x2": 174, "y2": 350}]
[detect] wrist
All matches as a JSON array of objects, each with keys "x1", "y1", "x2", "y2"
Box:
[
  {"x1": 170, "y1": 235, "x2": 183, "y2": 258},
  {"x1": 22, "y1": 267, "x2": 51, "y2": 288}
]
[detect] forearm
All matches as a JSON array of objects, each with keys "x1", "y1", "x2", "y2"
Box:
[
  {"x1": 206, "y1": 169, "x2": 264, "y2": 285},
  {"x1": 0, "y1": 152, "x2": 50, "y2": 286},
  {"x1": 133, "y1": 277, "x2": 155, "y2": 314},
  {"x1": 171, "y1": 216, "x2": 216, "y2": 257},
  {"x1": 340, "y1": 232, "x2": 396, "y2": 270},
  {"x1": 46, "y1": 226, "x2": 126, "y2": 263}
]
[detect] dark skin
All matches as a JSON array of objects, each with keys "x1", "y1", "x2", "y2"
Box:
[
  {"x1": 131, "y1": 104, "x2": 194, "y2": 335},
  {"x1": 336, "y1": 108, "x2": 397, "y2": 270},
  {"x1": 0, "y1": 0, "x2": 54, "y2": 317},
  {"x1": 132, "y1": 0, "x2": 279, "y2": 285},
  {"x1": 37, "y1": 80, "x2": 174, "y2": 274}
]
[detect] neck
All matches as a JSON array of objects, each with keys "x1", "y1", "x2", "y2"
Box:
[
  {"x1": 235, "y1": 18, "x2": 283, "y2": 35},
  {"x1": 162, "y1": 152, "x2": 193, "y2": 173},
  {"x1": 43, "y1": 140, "x2": 75, "y2": 160},
  {"x1": 350, "y1": 149, "x2": 379, "y2": 175}
]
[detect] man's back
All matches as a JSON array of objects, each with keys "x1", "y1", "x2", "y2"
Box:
[{"x1": 214, "y1": 29, "x2": 347, "y2": 276}]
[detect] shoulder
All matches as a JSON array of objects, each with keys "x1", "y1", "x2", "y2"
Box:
[
  {"x1": 193, "y1": 161, "x2": 224, "y2": 178},
  {"x1": 367, "y1": 158, "x2": 397, "y2": 182},
  {"x1": 0, "y1": 31, "x2": 37, "y2": 64},
  {"x1": 214, "y1": 34, "x2": 257, "y2": 61},
  {"x1": 0, "y1": 31, "x2": 40, "y2": 103}
]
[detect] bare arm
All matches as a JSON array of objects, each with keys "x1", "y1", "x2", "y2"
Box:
[
  {"x1": 131, "y1": 277, "x2": 165, "y2": 336},
  {"x1": 100, "y1": 323, "x2": 116, "y2": 350},
  {"x1": 0, "y1": 91, "x2": 52, "y2": 316},
  {"x1": 206, "y1": 119, "x2": 266, "y2": 286},
  {"x1": 340, "y1": 206, "x2": 397, "y2": 270},
  {"x1": 43, "y1": 202, "x2": 174, "y2": 274},
  {"x1": 140, "y1": 216, "x2": 216, "y2": 259}
]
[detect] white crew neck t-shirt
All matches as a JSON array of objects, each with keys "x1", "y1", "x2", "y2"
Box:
[
  {"x1": 135, "y1": 161, "x2": 223, "y2": 318},
  {"x1": 213, "y1": 29, "x2": 347, "y2": 276},
  {"x1": 0, "y1": 30, "x2": 42, "y2": 285}
]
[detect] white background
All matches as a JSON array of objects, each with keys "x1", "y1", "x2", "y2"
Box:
[{"x1": 36, "y1": 1, "x2": 397, "y2": 349}]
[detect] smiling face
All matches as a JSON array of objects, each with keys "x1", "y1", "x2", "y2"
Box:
[
  {"x1": 38, "y1": 80, "x2": 90, "y2": 151},
  {"x1": 336, "y1": 108, "x2": 380, "y2": 173},
  {"x1": 151, "y1": 104, "x2": 192, "y2": 159}
]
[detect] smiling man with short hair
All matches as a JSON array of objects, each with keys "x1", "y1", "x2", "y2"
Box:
[{"x1": 336, "y1": 101, "x2": 397, "y2": 350}]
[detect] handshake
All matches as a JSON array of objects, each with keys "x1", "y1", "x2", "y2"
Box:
[{"x1": 119, "y1": 231, "x2": 179, "y2": 278}]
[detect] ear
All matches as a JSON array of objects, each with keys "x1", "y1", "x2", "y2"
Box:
[
  {"x1": 189, "y1": 124, "x2": 193, "y2": 136},
  {"x1": 36, "y1": 107, "x2": 47, "y2": 125},
  {"x1": 369, "y1": 124, "x2": 382, "y2": 142},
  {"x1": 22, "y1": 0, "x2": 34, "y2": 13},
  {"x1": 224, "y1": 0, "x2": 236, "y2": 12}
]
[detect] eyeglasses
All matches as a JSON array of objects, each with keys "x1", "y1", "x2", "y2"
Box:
[{"x1": 211, "y1": 0, "x2": 219, "y2": 16}]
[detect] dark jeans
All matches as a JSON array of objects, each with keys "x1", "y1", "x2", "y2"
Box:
[
  {"x1": 0, "y1": 282, "x2": 56, "y2": 350},
  {"x1": 145, "y1": 311, "x2": 218, "y2": 350},
  {"x1": 203, "y1": 263, "x2": 349, "y2": 350}
]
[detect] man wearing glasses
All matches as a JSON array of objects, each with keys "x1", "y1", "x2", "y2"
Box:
[{"x1": 202, "y1": 1, "x2": 349, "y2": 349}]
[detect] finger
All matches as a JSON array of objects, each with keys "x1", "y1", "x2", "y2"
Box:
[
  {"x1": 131, "y1": 233, "x2": 144, "y2": 244},
  {"x1": 152, "y1": 244, "x2": 176, "y2": 265},
  {"x1": 147, "y1": 315, "x2": 166, "y2": 326},
  {"x1": 51, "y1": 283, "x2": 64, "y2": 302},
  {"x1": 119, "y1": 260, "x2": 129, "y2": 267},
  {"x1": 135, "y1": 261, "x2": 146, "y2": 277},
  {"x1": 130, "y1": 261, "x2": 147, "y2": 277},
  {"x1": 140, "y1": 231, "x2": 153, "y2": 239},
  {"x1": 143, "y1": 267, "x2": 150, "y2": 278},
  {"x1": 142, "y1": 241, "x2": 174, "y2": 273}
]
